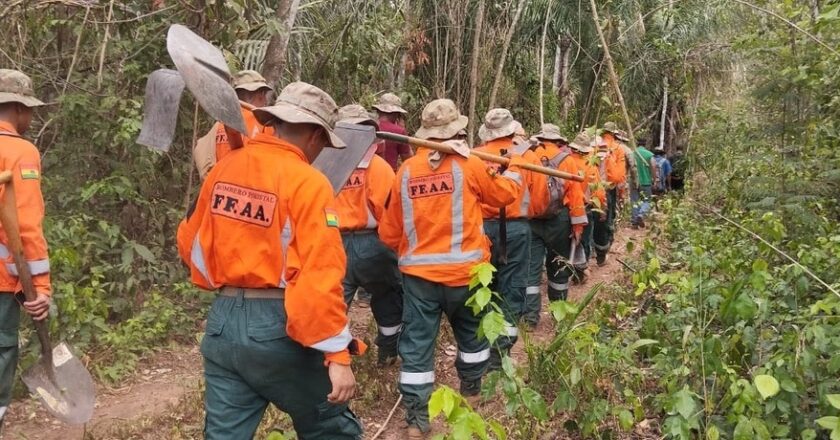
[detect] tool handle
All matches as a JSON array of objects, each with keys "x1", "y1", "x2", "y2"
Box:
[
  {"x1": 0, "y1": 176, "x2": 54, "y2": 360},
  {"x1": 376, "y1": 132, "x2": 584, "y2": 182}
]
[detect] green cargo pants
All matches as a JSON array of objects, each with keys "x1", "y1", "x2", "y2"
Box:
[
  {"x1": 606, "y1": 188, "x2": 618, "y2": 247},
  {"x1": 201, "y1": 292, "x2": 363, "y2": 440},
  {"x1": 341, "y1": 231, "x2": 403, "y2": 358},
  {"x1": 483, "y1": 219, "x2": 530, "y2": 358},
  {"x1": 0, "y1": 294, "x2": 20, "y2": 430},
  {"x1": 524, "y1": 222, "x2": 546, "y2": 327},
  {"x1": 529, "y1": 209, "x2": 572, "y2": 304},
  {"x1": 590, "y1": 209, "x2": 611, "y2": 262},
  {"x1": 398, "y1": 274, "x2": 488, "y2": 433}
]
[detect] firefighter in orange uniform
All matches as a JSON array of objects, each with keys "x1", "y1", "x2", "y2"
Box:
[
  {"x1": 379, "y1": 99, "x2": 522, "y2": 439},
  {"x1": 193, "y1": 70, "x2": 275, "y2": 179},
  {"x1": 587, "y1": 136, "x2": 611, "y2": 266},
  {"x1": 177, "y1": 82, "x2": 365, "y2": 439},
  {"x1": 474, "y1": 108, "x2": 537, "y2": 367},
  {"x1": 602, "y1": 121, "x2": 628, "y2": 247},
  {"x1": 523, "y1": 125, "x2": 587, "y2": 326},
  {"x1": 0, "y1": 69, "x2": 52, "y2": 432},
  {"x1": 335, "y1": 104, "x2": 403, "y2": 366}
]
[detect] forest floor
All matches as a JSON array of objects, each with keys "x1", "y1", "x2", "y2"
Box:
[{"x1": 2, "y1": 225, "x2": 647, "y2": 440}]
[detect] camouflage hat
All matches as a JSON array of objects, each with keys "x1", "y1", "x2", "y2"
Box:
[
  {"x1": 570, "y1": 132, "x2": 594, "y2": 153},
  {"x1": 232, "y1": 70, "x2": 273, "y2": 92},
  {"x1": 535, "y1": 123, "x2": 568, "y2": 143},
  {"x1": 478, "y1": 108, "x2": 517, "y2": 142},
  {"x1": 0, "y1": 69, "x2": 44, "y2": 108},
  {"x1": 338, "y1": 104, "x2": 378, "y2": 129},
  {"x1": 253, "y1": 81, "x2": 345, "y2": 149},
  {"x1": 602, "y1": 121, "x2": 620, "y2": 134},
  {"x1": 372, "y1": 93, "x2": 407, "y2": 114},
  {"x1": 615, "y1": 130, "x2": 630, "y2": 142},
  {"x1": 414, "y1": 99, "x2": 468, "y2": 140}
]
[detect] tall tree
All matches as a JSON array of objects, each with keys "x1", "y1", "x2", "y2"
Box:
[
  {"x1": 467, "y1": 0, "x2": 486, "y2": 146},
  {"x1": 262, "y1": 0, "x2": 301, "y2": 85},
  {"x1": 488, "y1": 0, "x2": 528, "y2": 108}
]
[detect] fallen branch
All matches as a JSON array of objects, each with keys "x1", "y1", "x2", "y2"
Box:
[{"x1": 371, "y1": 394, "x2": 403, "y2": 440}]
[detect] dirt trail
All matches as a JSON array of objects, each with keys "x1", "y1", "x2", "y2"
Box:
[{"x1": 2, "y1": 227, "x2": 645, "y2": 440}]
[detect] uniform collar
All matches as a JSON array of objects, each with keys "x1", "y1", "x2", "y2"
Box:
[
  {"x1": 0, "y1": 121, "x2": 19, "y2": 135},
  {"x1": 252, "y1": 133, "x2": 309, "y2": 162}
]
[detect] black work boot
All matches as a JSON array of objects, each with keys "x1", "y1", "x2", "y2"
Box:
[{"x1": 596, "y1": 252, "x2": 607, "y2": 267}]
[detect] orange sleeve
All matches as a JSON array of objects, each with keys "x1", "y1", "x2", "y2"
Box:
[
  {"x1": 175, "y1": 169, "x2": 216, "y2": 289},
  {"x1": 7, "y1": 146, "x2": 51, "y2": 295},
  {"x1": 468, "y1": 156, "x2": 520, "y2": 208},
  {"x1": 284, "y1": 173, "x2": 352, "y2": 364},
  {"x1": 377, "y1": 168, "x2": 405, "y2": 251},
  {"x1": 559, "y1": 160, "x2": 588, "y2": 226},
  {"x1": 367, "y1": 156, "x2": 395, "y2": 223}
]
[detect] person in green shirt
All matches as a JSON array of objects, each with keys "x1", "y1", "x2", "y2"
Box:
[{"x1": 630, "y1": 140, "x2": 657, "y2": 228}]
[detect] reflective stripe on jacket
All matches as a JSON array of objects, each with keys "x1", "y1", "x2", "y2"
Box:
[
  {"x1": 557, "y1": 153, "x2": 589, "y2": 226},
  {"x1": 474, "y1": 138, "x2": 533, "y2": 219},
  {"x1": 177, "y1": 133, "x2": 352, "y2": 364},
  {"x1": 335, "y1": 155, "x2": 395, "y2": 231},
  {"x1": 0, "y1": 121, "x2": 50, "y2": 295},
  {"x1": 378, "y1": 148, "x2": 520, "y2": 287}
]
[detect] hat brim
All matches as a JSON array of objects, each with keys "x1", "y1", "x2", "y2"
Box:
[
  {"x1": 372, "y1": 104, "x2": 408, "y2": 114},
  {"x1": 536, "y1": 133, "x2": 567, "y2": 142},
  {"x1": 0, "y1": 92, "x2": 44, "y2": 108},
  {"x1": 478, "y1": 122, "x2": 517, "y2": 143},
  {"x1": 234, "y1": 81, "x2": 273, "y2": 92},
  {"x1": 340, "y1": 117, "x2": 379, "y2": 130},
  {"x1": 570, "y1": 142, "x2": 594, "y2": 153},
  {"x1": 415, "y1": 115, "x2": 469, "y2": 140},
  {"x1": 254, "y1": 102, "x2": 346, "y2": 149}
]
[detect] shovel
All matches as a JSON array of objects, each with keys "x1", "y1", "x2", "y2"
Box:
[
  {"x1": 136, "y1": 69, "x2": 185, "y2": 152},
  {"x1": 313, "y1": 122, "x2": 378, "y2": 194},
  {"x1": 0, "y1": 172, "x2": 95, "y2": 425}
]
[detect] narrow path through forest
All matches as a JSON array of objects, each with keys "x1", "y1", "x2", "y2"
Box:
[{"x1": 2, "y1": 226, "x2": 646, "y2": 440}]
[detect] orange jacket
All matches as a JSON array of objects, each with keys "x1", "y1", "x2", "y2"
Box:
[
  {"x1": 335, "y1": 154, "x2": 395, "y2": 231},
  {"x1": 0, "y1": 121, "x2": 50, "y2": 295},
  {"x1": 557, "y1": 153, "x2": 589, "y2": 227},
  {"x1": 603, "y1": 133, "x2": 627, "y2": 187},
  {"x1": 474, "y1": 138, "x2": 534, "y2": 219},
  {"x1": 177, "y1": 133, "x2": 353, "y2": 364},
  {"x1": 214, "y1": 104, "x2": 272, "y2": 162},
  {"x1": 573, "y1": 153, "x2": 607, "y2": 211},
  {"x1": 378, "y1": 149, "x2": 520, "y2": 286}
]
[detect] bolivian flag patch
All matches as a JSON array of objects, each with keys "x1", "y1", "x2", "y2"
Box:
[
  {"x1": 20, "y1": 163, "x2": 40, "y2": 180},
  {"x1": 325, "y1": 209, "x2": 340, "y2": 228}
]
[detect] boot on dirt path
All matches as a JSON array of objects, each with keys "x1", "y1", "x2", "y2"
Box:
[{"x1": 408, "y1": 425, "x2": 426, "y2": 439}]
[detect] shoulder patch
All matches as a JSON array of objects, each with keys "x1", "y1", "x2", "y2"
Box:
[
  {"x1": 20, "y1": 163, "x2": 40, "y2": 180},
  {"x1": 325, "y1": 208, "x2": 340, "y2": 228}
]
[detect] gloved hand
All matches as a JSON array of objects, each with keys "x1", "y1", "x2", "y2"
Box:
[{"x1": 572, "y1": 224, "x2": 585, "y2": 240}]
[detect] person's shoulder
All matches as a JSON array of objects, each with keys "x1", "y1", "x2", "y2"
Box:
[{"x1": 0, "y1": 134, "x2": 39, "y2": 159}]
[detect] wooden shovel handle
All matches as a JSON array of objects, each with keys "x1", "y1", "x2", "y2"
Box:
[
  {"x1": 0, "y1": 173, "x2": 54, "y2": 359},
  {"x1": 376, "y1": 132, "x2": 585, "y2": 182}
]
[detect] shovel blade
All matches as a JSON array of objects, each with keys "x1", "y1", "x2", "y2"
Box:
[
  {"x1": 137, "y1": 69, "x2": 185, "y2": 152},
  {"x1": 166, "y1": 24, "x2": 246, "y2": 135},
  {"x1": 22, "y1": 343, "x2": 95, "y2": 425},
  {"x1": 312, "y1": 122, "x2": 377, "y2": 194}
]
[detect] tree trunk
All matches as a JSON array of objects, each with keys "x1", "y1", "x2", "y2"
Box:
[
  {"x1": 557, "y1": 34, "x2": 572, "y2": 122},
  {"x1": 538, "y1": 0, "x2": 554, "y2": 125},
  {"x1": 467, "y1": 0, "x2": 486, "y2": 146},
  {"x1": 396, "y1": 0, "x2": 411, "y2": 89},
  {"x1": 659, "y1": 77, "x2": 668, "y2": 150},
  {"x1": 552, "y1": 35, "x2": 563, "y2": 94},
  {"x1": 588, "y1": 0, "x2": 635, "y2": 146},
  {"x1": 488, "y1": 0, "x2": 527, "y2": 108},
  {"x1": 261, "y1": 0, "x2": 301, "y2": 86}
]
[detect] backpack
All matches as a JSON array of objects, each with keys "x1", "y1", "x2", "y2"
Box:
[{"x1": 540, "y1": 150, "x2": 571, "y2": 217}]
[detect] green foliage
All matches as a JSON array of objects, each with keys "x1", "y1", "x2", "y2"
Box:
[{"x1": 429, "y1": 386, "x2": 506, "y2": 440}]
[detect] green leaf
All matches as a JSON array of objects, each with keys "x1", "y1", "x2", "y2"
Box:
[
  {"x1": 816, "y1": 416, "x2": 838, "y2": 430},
  {"x1": 488, "y1": 420, "x2": 507, "y2": 439},
  {"x1": 827, "y1": 394, "x2": 840, "y2": 410},
  {"x1": 754, "y1": 375, "x2": 780, "y2": 400},
  {"x1": 429, "y1": 388, "x2": 445, "y2": 418},
  {"x1": 570, "y1": 367, "x2": 581, "y2": 386},
  {"x1": 132, "y1": 242, "x2": 157, "y2": 263},
  {"x1": 520, "y1": 387, "x2": 548, "y2": 421},
  {"x1": 265, "y1": 432, "x2": 288, "y2": 440},
  {"x1": 733, "y1": 416, "x2": 754, "y2": 440},
  {"x1": 630, "y1": 339, "x2": 659, "y2": 350},
  {"x1": 672, "y1": 387, "x2": 697, "y2": 419},
  {"x1": 549, "y1": 300, "x2": 576, "y2": 322},
  {"x1": 478, "y1": 311, "x2": 507, "y2": 344},
  {"x1": 617, "y1": 409, "x2": 634, "y2": 431},
  {"x1": 471, "y1": 263, "x2": 495, "y2": 287},
  {"x1": 706, "y1": 424, "x2": 720, "y2": 440},
  {"x1": 801, "y1": 429, "x2": 817, "y2": 440},
  {"x1": 473, "y1": 286, "x2": 492, "y2": 311}
]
